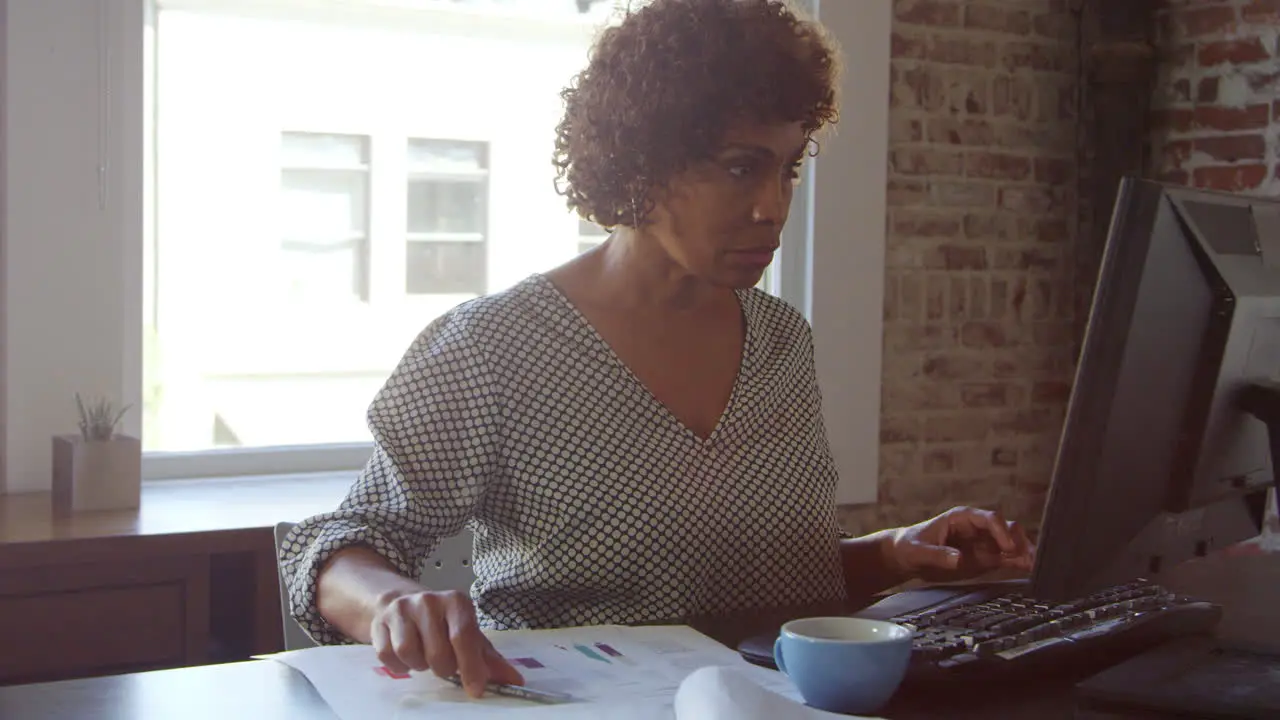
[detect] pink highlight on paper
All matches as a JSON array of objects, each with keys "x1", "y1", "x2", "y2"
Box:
[{"x1": 375, "y1": 665, "x2": 411, "y2": 679}]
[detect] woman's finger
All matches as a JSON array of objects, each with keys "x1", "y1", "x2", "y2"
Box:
[{"x1": 483, "y1": 641, "x2": 526, "y2": 686}]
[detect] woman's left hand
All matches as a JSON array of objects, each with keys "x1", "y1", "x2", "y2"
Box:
[{"x1": 883, "y1": 506, "x2": 1035, "y2": 583}]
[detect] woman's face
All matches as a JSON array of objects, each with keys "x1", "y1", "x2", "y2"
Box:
[{"x1": 643, "y1": 120, "x2": 808, "y2": 289}]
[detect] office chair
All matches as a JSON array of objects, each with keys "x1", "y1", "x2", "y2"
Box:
[{"x1": 273, "y1": 520, "x2": 477, "y2": 651}]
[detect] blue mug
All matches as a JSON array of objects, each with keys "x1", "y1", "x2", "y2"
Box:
[{"x1": 773, "y1": 616, "x2": 912, "y2": 715}]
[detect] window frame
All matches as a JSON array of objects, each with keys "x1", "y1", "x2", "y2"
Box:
[{"x1": 1, "y1": 0, "x2": 888, "y2": 504}]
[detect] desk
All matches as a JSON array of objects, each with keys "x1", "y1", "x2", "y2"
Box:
[
  {"x1": 0, "y1": 474, "x2": 352, "y2": 685},
  {"x1": 0, "y1": 654, "x2": 1084, "y2": 720},
  {"x1": 5, "y1": 552, "x2": 1277, "y2": 719}
]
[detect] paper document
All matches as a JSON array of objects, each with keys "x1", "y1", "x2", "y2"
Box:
[{"x1": 262, "y1": 624, "x2": 882, "y2": 719}]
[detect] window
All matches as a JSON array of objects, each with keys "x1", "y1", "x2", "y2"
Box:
[
  {"x1": 406, "y1": 139, "x2": 489, "y2": 295},
  {"x1": 3, "y1": 0, "x2": 888, "y2": 504},
  {"x1": 577, "y1": 217, "x2": 609, "y2": 255},
  {"x1": 280, "y1": 131, "x2": 372, "y2": 302}
]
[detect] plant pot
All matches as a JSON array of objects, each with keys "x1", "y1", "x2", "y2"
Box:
[{"x1": 51, "y1": 434, "x2": 142, "y2": 515}]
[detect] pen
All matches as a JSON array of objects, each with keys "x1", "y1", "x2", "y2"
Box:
[{"x1": 444, "y1": 675, "x2": 576, "y2": 705}]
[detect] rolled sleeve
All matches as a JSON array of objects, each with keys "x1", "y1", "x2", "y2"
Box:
[{"x1": 277, "y1": 308, "x2": 504, "y2": 645}]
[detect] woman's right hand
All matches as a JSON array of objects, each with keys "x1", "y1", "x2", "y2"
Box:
[{"x1": 370, "y1": 589, "x2": 524, "y2": 697}]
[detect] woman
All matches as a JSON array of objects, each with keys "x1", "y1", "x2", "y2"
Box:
[{"x1": 279, "y1": 0, "x2": 1033, "y2": 699}]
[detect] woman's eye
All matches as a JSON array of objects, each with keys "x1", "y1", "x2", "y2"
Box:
[{"x1": 728, "y1": 164, "x2": 753, "y2": 179}]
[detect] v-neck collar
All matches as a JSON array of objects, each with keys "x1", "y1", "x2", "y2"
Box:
[{"x1": 530, "y1": 273, "x2": 756, "y2": 447}]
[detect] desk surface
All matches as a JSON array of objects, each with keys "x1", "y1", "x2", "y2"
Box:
[
  {"x1": 0, "y1": 655, "x2": 1086, "y2": 720},
  {"x1": 9, "y1": 552, "x2": 1278, "y2": 720}
]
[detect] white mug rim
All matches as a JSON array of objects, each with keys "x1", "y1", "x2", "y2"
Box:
[{"x1": 780, "y1": 616, "x2": 912, "y2": 645}]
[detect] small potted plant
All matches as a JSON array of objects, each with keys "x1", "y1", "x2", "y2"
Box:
[{"x1": 52, "y1": 393, "x2": 142, "y2": 515}]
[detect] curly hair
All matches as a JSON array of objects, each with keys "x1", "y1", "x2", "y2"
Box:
[{"x1": 552, "y1": 0, "x2": 841, "y2": 229}]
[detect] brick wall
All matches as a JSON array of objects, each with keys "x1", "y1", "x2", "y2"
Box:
[
  {"x1": 1148, "y1": 0, "x2": 1280, "y2": 195},
  {"x1": 838, "y1": 0, "x2": 1081, "y2": 535}
]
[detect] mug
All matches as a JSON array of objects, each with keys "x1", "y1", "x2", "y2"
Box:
[{"x1": 772, "y1": 616, "x2": 913, "y2": 715}]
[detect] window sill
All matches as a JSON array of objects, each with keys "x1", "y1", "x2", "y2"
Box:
[{"x1": 0, "y1": 471, "x2": 356, "y2": 548}]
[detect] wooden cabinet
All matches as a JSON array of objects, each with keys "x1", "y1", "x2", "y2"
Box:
[{"x1": 0, "y1": 475, "x2": 350, "y2": 686}]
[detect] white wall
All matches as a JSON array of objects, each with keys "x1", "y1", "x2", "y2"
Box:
[
  {"x1": 810, "y1": 0, "x2": 890, "y2": 505},
  {"x1": 3, "y1": 0, "x2": 145, "y2": 493}
]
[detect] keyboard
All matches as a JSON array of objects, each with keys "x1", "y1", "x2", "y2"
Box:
[{"x1": 738, "y1": 578, "x2": 1223, "y2": 686}]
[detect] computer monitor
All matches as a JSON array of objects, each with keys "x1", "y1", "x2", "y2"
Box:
[{"x1": 1030, "y1": 176, "x2": 1280, "y2": 602}]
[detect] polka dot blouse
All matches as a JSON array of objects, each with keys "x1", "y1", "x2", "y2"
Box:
[{"x1": 279, "y1": 273, "x2": 847, "y2": 644}]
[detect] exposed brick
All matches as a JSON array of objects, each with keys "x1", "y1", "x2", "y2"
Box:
[
  {"x1": 961, "y1": 382, "x2": 1025, "y2": 408},
  {"x1": 991, "y1": 407, "x2": 1061, "y2": 437},
  {"x1": 884, "y1": 324, "x2": 958, "y2": 353},
  {"x1": 992, "y1": 447, "x2": 1018, "y2": 468},
  {"x1": 964, "y1": 213, "x2": 1017, "y2": 241},
  {"x1": 923, "y1": 353, "x2": 985, "y2": 380},
  {"x1": 1032, "y1": 322, "x2": 1073, "y2": 347},
  {"x1": 1242, "y1": 0, "x2": 1280, "y2": 24},
  {"x1": 1161, "y1": 77, "x2": 1191, "y2": 106},
  {"x1": 992, "y1": 348, "x2": 1064, "y2": 379},
  {"x1": 966, "y1": 278, "x2": 990, "y2": 318},
  {"x1": 992, "y1": 75, "x2": 1035, "y2": 121},
  {"x1": 891, "y1": 148, "x2": 965, "y2": 176},
  {"x1": 894, "y1": 210, "x2": 962, "y2": 238},
  {"x1": 1195, "y1": 104, "x2": 1271, "y2": 131},
  {"x1": 883, "y1": 381, "x2": 960, "y2": 412},
  {"x1": 881, "y1": 416, "x2": 920, "y2": 444},
  {"x1": 998, "y1": 185, "x2": 1057, "y2": 214},
  {"x1": 883, "y1": 274, "x2": 899, "y2": 321},
  {"x1": 1039, "y1": 79, "x2": 1078, "y2": 122},
  {"x1": 949, "y1": 277, "x2": 970, "y2": 320},
  {"x1": 1002, "y1": 42, "x2": 1070, "y2": 73},
  {"x1": 930, "y1": 37, "x2": 999, "y2": 68},
  {"x1": 921, "y1": 243, "x2": 987, "y2": 269},
  {"x1": 1151, "y1": 107, "x2": 1194, "y2": 133},
  {"x1": 892, "y1": 30, "x2": 928, "y2": 60},
  {"x1": 994, "y1": 246, "x2": 1060, "y2": 271},
  {"x1": 877, "y1": 0, "x2": 1080, "y2": 530},
  {"x1": 1034, "y1": 156, "x2": 1074, "y2": 184},
  {"x1": 966, "y1": 4, "x2": 1032, "y2": 35},
  {"x1": 923, "y1": 414, "x2": 991, "y2": 443},
  {"x1": 1247, "y1": 69, "x2": 1280, "y2": 94},
  {"x1": 887, "y1": 179, "x2": 931, "y2": 206},
  {"x1": 966, "y1": 151, "x2": 1033, "y2": 180},
  {"x1": 1032, "y1": 12, "x2": 1075, "y2": 41},
  {"x1": 890, "y1": 116, "x2": 925, "y2": 143},
  {"x1": 896, "y1": 0, "x2": 961, "y2": 27},
  {"x1": 1161, "y1": 138, "x2": 1193, "y2": 169},
  {"x1": 1194, "y1": 134, "x2": 1267, "y2": 162},
  {"x1": 1020, "y1": 217, "x2": 1070, "y2": 244},
  {"x1": 892, "y1": 65, "x2": 947, "y2": 112},
  {"x1": 922, "y1": 448, "x2": 956, "y2": 475},
  {"x1": 990, "y1": 278, "x2": 1009, "y2": 320},
  {"x1": 1177, "y1": 5, "x2": 1239, "y2": 38},
  {"x1": 927, "y1": 118, "x2": 995, "y2": 146},
  {"x1": 1197, "y1": 76, "x2": 1219, "y2": 103},
  {"x1": 960, "y1": 321, "x2": 1013, "y2": 348},
  {"x1": 1192, "y1": 164, "x2": 1269, "y2": 191},
  {"x1": 946, "y1": 68, "x2": 991, "y2": 114},
  {"x1": 933, "y1": 181, "x2": 997, "y2": 207},
  {"x1": 1032, "y1": 381, "x2": 1072, "y2": 404},
  {"x1": 1199, "y1": 37, "x2": 1273, "y2": 67},
  {"x1": 925, "y1": 274, "x2": 947, "y2": 320}
]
